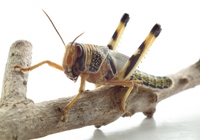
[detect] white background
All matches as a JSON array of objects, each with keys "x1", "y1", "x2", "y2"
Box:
[{"x1": 0, "y1": 0, "x2": 200, "y2": 140}]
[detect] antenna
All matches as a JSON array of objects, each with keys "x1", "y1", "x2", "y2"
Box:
[
  {"x1": 70, "y1": 32, "x2": 84, "y2": 47},
  {"x1": 42, "y1": 9, "x2": 66, "y2": 46}
]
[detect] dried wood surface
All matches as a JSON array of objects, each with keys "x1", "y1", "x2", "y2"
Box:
[{"x1": 0, "y1": 40, "x2": 200, "y2": 140}]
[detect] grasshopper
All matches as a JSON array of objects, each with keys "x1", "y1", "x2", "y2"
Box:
[{"x1": 15, "y1": 10, "x2": 173, "y2": 121}]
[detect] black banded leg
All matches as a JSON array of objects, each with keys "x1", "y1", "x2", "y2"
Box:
[
  {"x1": 107, "y1": 13, "x2": 130, "y2": 51},
  {"x1": 117, "y1": 24, "x2": 161, "y2": 115},
  {"x1": 96, "y1": 13, "x2": 129, "y2": 88},
  {"x1": 119, "y1": 24, "x2": 162, "y2": 80}
]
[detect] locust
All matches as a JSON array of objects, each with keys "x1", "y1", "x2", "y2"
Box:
[{"x1": 14, "y1": 10, "x2": 174, "y2": 121}]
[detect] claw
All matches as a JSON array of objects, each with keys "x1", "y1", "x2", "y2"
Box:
[
  {"x1": 61, "y1": 111, "x2": 66, "y2": 122},
  {"x1": 120, "y1": 103, "x2": 131, "y2": 116},
  {"x1": 14, "y1": 66, "x2": 22, "y2": 71},
  {"x1": 124, "y1": 110, "x2": 132, "y2": 116}
]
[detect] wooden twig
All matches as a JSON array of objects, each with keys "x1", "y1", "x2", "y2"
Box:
[{"x1": 0, "y1": 40, "x2": 199, "y2": 140}]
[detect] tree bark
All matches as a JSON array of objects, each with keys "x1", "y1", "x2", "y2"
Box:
[{"x1": 0, "y1": 40, "x2": 200, "y2": 140}]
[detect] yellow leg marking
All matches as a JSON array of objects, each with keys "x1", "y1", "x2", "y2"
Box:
[
  {"x1": 14, "y1": 60, "x2": 63, "y2": 72},
  {"x1": 61, "y1": 74, "x2": 89, "y2": 122},
  {"x1": 108, "y1": 22, "x2": 126, "y2": 51}
]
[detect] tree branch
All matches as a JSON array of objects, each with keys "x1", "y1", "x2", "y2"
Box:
[
  {"x1": 1, "y1": 40, "x2": 32, "y2": 101},
  {"x1": 0, "y1": 40, "x2": 200, "y2": 140}
]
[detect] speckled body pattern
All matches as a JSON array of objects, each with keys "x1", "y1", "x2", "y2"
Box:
[
  {"x1": 81, "y1": 43, "x2": 173, "y2": 89},
  {"x1": 82, "y1": 44, "x2": 109, "y2": 73},
  {"x1": 131, "y1": 70, "x2": 173, "y2": 89}
]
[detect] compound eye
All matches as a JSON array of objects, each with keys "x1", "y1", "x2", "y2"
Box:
[{"x1": 75, "y1": 44, "x2": 83, "y2": 58}]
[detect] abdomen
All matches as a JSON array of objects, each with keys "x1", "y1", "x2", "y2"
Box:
[{"x1": 130, "y1": 70, "x2": 173, "y2": 89}]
